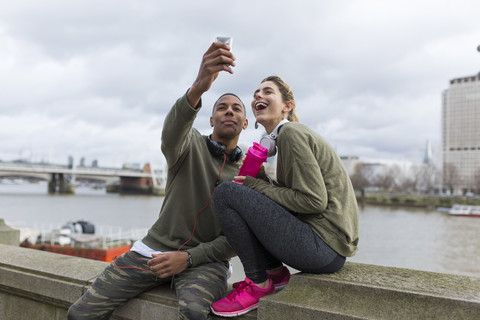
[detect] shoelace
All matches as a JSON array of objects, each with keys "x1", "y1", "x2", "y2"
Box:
[{"x1": 228, "y1": 280, "x2": 251, "y2": 298}]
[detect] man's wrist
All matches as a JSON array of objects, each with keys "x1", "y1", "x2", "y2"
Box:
[
  {"x1": 186, "y1": 252, "x2": 193, "y2": 268},
  {"x1": 186, "y1": 86, "x2": 203, "y2": 109}
]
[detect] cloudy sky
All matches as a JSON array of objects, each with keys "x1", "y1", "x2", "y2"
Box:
[{"x1": 1, "y1": 0, "x2": 479, "y2": 170}]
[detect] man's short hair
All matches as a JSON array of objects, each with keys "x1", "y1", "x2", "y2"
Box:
[{"x1": 212, "y1": 93, "x2": 246, "y2": 114}]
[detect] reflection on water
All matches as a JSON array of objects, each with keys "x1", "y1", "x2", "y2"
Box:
[{"x1": 1, "y1": 182, "x2": 479, "y2": 280}]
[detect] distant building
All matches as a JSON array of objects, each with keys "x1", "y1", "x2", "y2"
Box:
[
  {"x1": 68, "y1": 156, "x2": 74, "y2": 169},
  {"x1": 441, "y1": 72, "x2": 480, "y2": 194},
  {"x1": 423, "y1": 140, "x2": 433, "y2": 165},
  {"x1": 339, "y1": 155, "x2": 360, "y2": 176}
]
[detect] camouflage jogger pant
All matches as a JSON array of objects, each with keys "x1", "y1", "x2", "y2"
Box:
[{"x1": 67, "y1": 251, "x2": 229, "y2": 320}]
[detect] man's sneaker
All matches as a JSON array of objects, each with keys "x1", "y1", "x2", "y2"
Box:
[
  {"x1": 232, "y1": 266, "x2": 291, "y2": 291},
  {"x1": 211, "y1": 277, "x2": 275, "y2": 317}
]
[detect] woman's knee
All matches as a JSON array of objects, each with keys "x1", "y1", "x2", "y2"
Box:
[
  {"x1": 214, "y1": 181, "x2": 236, "y2": 200},
  {"x1": 213, "y1": 182, "x2": 237, "y2": 214}
]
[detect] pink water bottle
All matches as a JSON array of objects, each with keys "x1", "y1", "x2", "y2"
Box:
[{"x1": 236, "y1": 142, "x2": 268, "y2": 183}]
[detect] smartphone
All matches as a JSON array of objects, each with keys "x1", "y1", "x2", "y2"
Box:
[{"x1": 215, "y1": 36, "x2": 233, "y2": 50}]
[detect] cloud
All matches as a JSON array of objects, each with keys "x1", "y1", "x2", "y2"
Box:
[{"x1": 1, "y1": 0, "x2": 479, "y2": 168}]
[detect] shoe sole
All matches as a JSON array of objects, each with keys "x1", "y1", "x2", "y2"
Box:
[
  {"x1": 210, "y1": 304, "x2": 258, "y2": 317},
  {"x1": 233, "y1": 281, "x2": 289, "y2": 291},
  {"x1": 274, "y1": 284, "x2": 287, "y2": 291}
]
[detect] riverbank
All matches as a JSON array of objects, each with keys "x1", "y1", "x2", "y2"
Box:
[
  {"x1": 357, "y1": 193, "x2": 480, "y2": 208},
  {"x1": 106, "y1": 183, "x2": 165, "y2": 196}
]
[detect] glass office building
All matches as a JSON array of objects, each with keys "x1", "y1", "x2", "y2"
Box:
[{"x1": 441, "y1": 72, "x2": 480, "y2": 194}]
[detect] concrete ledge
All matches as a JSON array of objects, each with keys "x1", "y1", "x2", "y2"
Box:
[
  {"x1": 1, "y1": 244, "x2": 479, "y2": 319},
  {"x1": 260, "y1": 263, "x2": 480, "y2": 319},
  {"x1": 0, "y1": 244, "x2": 107, "y2": 319},
  {"x1": 0, "y1": 219, "x2": 20, "y2": 246},
  {"x1": 0, "y1": 244, "x2": 255, "y2": 320}
]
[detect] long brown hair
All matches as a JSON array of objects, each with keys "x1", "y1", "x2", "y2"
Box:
[{"x1": 261, "y1": 76, "x2": 299, "y2": 122}]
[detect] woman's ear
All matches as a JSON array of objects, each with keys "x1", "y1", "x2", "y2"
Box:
[{"x1": 283, "y1": 101, "x2": 294, "y2": 113}]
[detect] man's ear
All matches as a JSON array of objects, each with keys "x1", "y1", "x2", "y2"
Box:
[
  {"x1": 243, "y1": 118, "x2": 249, "y2": 130},
  {"x1": 210, "y1": 116, "x2": 214, "y2": 127}
]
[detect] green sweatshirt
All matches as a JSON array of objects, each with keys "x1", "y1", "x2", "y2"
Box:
[
  {"x1": 244, "y1": 122, "x2": 359, "y2": 257},
  {"x1": 142, "y1": 93, "x2": 238, "y2": 267}
]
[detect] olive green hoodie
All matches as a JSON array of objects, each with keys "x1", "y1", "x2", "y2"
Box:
[
  {"x1": 244, "y1": 122, "x2": 359, "y2": 257},
  {"x1": 142, "y1": 94, "x2": 238, "y2": 266}
]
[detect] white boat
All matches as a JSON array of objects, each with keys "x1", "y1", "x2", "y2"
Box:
[
  {"x1": 19, "y1": 220, "x2": 148, "y2": 262},
  {"x1": 447, "y1": 204, "x2": 480, "y2": 217}
]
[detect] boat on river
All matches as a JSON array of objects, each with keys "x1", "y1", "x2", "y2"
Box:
[
  {"x1": 440, "y1": 204, "x2": 480, "y2": 217},
  {"x1": 20, "y1": 220, "x2": 147, "y2": 262}
]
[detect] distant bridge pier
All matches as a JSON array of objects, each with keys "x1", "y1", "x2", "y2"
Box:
[
  {"x1": 107, "y1": 163, "x2": 164, "y2": 195},
  {"x1": 48, "y1": 173, "x2": 56, "y2": 193},
  {"x1": 48, "y1": 173, "x2": 74, "y2": 194}
]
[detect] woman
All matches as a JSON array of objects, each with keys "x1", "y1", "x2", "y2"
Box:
[{"x1": 210, "y1": 76, "x2": 359, "y2": 317}]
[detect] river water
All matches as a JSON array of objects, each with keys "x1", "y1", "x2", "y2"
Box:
[{"x1": 1, "y1": 181, "x2": 479, "y2": 281}]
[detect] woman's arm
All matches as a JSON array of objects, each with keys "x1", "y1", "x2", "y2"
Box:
[{"x1": 244, "y1": 126, "x2": 329, "y2": 214}]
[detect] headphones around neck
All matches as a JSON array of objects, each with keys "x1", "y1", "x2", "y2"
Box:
[
  {"x1": 259, "y1": 119, "x2": 289, "y2": 157},
  {"x1": 206, "y1": 135, "x2": 243, "y2": 162}
]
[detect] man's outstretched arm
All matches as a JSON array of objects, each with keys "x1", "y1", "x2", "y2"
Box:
[{"x1": 187, "y1": 42, "x2": 236, "y2": 108}]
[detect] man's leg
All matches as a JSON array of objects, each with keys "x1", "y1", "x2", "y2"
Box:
[
  {"x1": 68, "y1": 251, "x2": 166, "y2": 320},
  {"x1": 175, "y1": 261, "x2": 229, "y2": 320}
]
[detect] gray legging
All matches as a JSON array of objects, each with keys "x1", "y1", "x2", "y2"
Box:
[{"x1": 213, "y1": 182, "x2": 345, "y2": 284}]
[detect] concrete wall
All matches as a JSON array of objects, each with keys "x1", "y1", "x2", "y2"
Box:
[
  {"x1": 0, "y1": 219, "x2": 20, "y2": 246},
  {"x1": 0, "y1": 244, "x2": 479, "y2": 320}
]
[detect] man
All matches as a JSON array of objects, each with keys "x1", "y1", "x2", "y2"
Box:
[{"x1": 68, "y1": 42, "x2": 248, "y2": 319}]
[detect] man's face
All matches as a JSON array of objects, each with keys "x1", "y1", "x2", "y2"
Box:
[{"x1": 210, "y1": 95, "x2": 248, "y2": 140}]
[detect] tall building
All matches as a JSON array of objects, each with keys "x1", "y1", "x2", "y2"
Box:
[
  {"x1": 423, "y1": 140, "x2": 433, "y2": 165},
  {"x1": 441, "y1": 72, "x2": 480, "y2": 194}
]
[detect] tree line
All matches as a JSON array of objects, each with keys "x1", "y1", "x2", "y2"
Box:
[{"x1": 349, "y1": 162, "x2": 480, "y2": 196}]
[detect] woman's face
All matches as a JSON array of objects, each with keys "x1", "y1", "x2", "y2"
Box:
[{"x1": 251, "y1": 81, "x2": 288, "y2": 131}]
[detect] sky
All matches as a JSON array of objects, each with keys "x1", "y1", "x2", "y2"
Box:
[{"x1": 1, "y1": 0, "x2": 479, "y2": 170}]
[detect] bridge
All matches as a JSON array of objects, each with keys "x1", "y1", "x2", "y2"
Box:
[{"x1": 0, "y1": 161, "x2": 162, "y2": 194}]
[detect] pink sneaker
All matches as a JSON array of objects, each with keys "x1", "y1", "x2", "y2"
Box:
[
  {"x1": 267, "y1": 266, "x2": 291, "y2": 291},
  {"x1": 211, "y1": 278, "x2": 275, "y2": 317},
  {"x1": 232, "y1": 266, "x2": 291, "y2": 291}
]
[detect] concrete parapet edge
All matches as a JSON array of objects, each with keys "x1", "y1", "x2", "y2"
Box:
[
  {"x1": 1, "y1": 244, "x2": 479, "y2": 319},
  {"x1": 260, "y1": 262, "x2": 480, "y2": 319},
  {"x1": 0, "y1": 219, "x2": 20, "y2": 246},
  {"x1": 0, "y1": 244, "x2": 255, "y2": 320}
]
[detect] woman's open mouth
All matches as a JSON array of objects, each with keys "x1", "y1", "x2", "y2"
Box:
[{"x1": 254, "y1": 102, "x2": 267, "y2": 111}]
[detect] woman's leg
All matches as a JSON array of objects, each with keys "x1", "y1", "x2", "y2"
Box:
[{"x1": 213, "y1": 182, "x2": 344, "y2": 283}]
